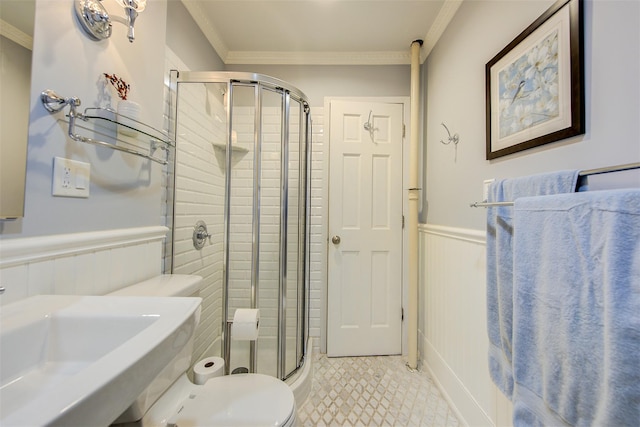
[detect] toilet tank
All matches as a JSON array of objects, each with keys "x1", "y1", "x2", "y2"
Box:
[
  {"x1": 108, "y1": 275, "x2": 203, "y2": 425},
  {"x1": 107, "y1": 274, "x2": 203, "y2": 298}
]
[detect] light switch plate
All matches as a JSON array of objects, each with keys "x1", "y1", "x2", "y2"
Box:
[
  {"x1": 52, "y1": 157, "x2": 90, "y2": 198},
  {"x1": 483, "y1": 179, "x2": 495, "y2": 202}
]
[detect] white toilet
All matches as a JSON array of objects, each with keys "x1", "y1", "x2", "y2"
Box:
[{"x1": 108, "y1": 275, "x2": 297, "y2": 427}]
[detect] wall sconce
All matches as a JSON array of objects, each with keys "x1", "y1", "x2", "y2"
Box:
[{"x1": 75, "y1": 0, "x2": 146, "y2": 43}]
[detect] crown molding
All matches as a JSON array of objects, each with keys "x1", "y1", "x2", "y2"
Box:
[
  {"x1": 0, "y1": 19, "x2": 33, "y2": 51},
  {"x1": 180, "y1": 0, "x2": 229, "y2": 61},
  {"x1": 421, "y1": 0, "x2": 463, "y2": 62},
  {"x1": 224, "y1": 50, "x2": 412, "y2": 66}
]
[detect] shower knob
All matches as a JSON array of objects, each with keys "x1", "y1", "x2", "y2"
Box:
[
  {"x1": 331, "y1": 235, "x2": 341, "y2": 244},
  {"x1": 193, "y1": 220, "x2": 211, "y2": 250}
]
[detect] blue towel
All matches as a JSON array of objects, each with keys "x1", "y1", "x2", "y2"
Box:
[
  {"x1": 512, "y1": 189, "x2": 640, "y2": 426},
  {"x1": 486, "y1": 170, "x2": 580, "y2": 399}
]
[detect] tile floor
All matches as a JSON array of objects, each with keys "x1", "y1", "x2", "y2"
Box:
[{"x1": 297, "y1": 354, "x2": 461, "y2": 426}]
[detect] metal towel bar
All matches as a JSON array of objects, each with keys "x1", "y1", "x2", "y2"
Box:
[{"x1": 469, "y1": 162, "x2": 640, "y2": 208}]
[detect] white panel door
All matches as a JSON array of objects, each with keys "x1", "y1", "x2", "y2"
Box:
[{"x1": 327, "y1": 100, "x2": 403, "y2": 357}]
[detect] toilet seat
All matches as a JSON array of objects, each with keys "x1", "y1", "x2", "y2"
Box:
[{"x1": 142, "y1": 373, "x2": 296, "y2": 427}]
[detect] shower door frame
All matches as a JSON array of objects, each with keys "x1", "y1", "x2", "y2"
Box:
[{"x1": 167, "y1": 71, "x2": 311, "y2": 381}]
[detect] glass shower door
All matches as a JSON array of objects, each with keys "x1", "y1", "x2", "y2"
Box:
[
  {"x1": 256, "y1": 87, "x2": 283, "y2": 377},
  {"x1": 171, "y1": 79, "x2": 227, "y2": 364},
  {"x1": 170, "y1": 72, "x2": 310, "y2": 382}
]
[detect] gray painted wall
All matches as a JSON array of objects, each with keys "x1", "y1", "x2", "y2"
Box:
[
  {"x1": 1, "y1": 0, "x2": 168, "y2": 238},
  {"x1": 225, "y1": 64, "x2": 411, "y2": 108},
  {"x1": 166, "y1": 0, "x2": 224, "y2": 71},
  {"x1": 423, "y1": 0, "x2": 640, "y2": 230},
  {"x1": 4, "y1": 0, "x2": 637, "y2": 239}
]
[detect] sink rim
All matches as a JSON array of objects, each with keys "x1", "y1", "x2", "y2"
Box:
[{"x1": 0, "y1": 294, "x2": 201, "y2": 426}]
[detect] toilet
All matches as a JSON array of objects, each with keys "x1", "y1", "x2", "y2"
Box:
[{"x1": 108, "y1": 275, "x2": 297, "y2": 427}]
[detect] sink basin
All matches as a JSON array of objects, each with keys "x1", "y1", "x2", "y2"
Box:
[{"x1": 0, "y1": 295, "x2": 201, "y2": 426}]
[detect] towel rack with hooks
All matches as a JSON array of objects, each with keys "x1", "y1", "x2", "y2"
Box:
[
  {"x1": 41, "y1": 89, "x2": 173, "y2": 165},
  {"x1": 469, "y1": 162, "x2": 640, "y2": 208}
]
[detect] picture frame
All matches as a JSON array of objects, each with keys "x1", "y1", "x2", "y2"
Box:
[{"x1": 485, "y1": 0, "x2": 584, "y2": 160}]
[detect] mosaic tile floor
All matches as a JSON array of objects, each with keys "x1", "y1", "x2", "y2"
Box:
[{"x1": 297, "y1": 354, "x2": 461, "y2": 426}]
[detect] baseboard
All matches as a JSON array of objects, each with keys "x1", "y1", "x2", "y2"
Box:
[{"x1": 421, "y1": 332, "x2": 494, "y2": 427}]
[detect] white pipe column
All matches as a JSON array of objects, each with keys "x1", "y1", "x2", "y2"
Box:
[{"x1": 408, "y1": 39, "x2": 423, "y2": 370}]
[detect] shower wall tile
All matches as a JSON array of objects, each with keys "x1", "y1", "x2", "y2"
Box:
[{"x1": 309, "y1": 108, "x2": 325, "y2": 353}]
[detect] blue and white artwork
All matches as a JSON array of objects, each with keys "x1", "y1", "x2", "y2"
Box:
[{"x1": 498, "y1": 30, "x2": 559, "y2": 138}]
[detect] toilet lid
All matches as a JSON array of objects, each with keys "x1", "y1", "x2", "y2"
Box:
[{"x1": 167, "y1": 374, "x2": 295, "y2": 426}]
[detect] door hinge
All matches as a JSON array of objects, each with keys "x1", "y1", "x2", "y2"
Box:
[
  {"x1": 402, "y1": 124, "x2": 406, "y2": 138},
  {"x1": 402, "y1": 215, "x2": 405, "y2": 229},
  {"x1": 402, "y1": 307, "x2": 404, "y2": 321}
]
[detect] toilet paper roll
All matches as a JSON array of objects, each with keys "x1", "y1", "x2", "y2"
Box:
[
  {"x1": 193, "y1": 356, "x2": 225, "y2": 385},
  {"x1": 232, "y1": 308, "x2": 260, "y2": 340}
]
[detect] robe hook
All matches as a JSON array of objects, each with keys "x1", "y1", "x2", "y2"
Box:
[
  {"x1": 363, "y1": 110, "x2": 377, "y2": 142},
  {"x1": 440, "y1": 122, "x2": 459, "y2": 146}
]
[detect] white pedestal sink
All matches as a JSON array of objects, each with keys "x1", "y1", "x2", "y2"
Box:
[{"x1": 0, "y1": 295, "x2": 201, "y2": 426}]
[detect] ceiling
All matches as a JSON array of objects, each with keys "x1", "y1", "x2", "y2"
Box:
[
  {"x1": 0, "y1": 0, "x2": 461, "y2": 65},
  {"x1": 180, "y1": 0, "x2": 463, "y2": 65}
]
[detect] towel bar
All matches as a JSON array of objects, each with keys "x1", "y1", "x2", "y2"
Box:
[{"x1": 469, "y1": 162, "x2": 640, "y2": 208}]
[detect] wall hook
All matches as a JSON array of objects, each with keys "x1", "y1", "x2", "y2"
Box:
[
  {"x1": 363, "y1": 110, "x2": 377, "y2": 142},
  {"x1": 439, "y1": 122, "x2": 459, "y2": 146}
]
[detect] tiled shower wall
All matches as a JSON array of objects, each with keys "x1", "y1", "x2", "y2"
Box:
[
  {"x1": 165, "y1": 48, "x2": 325, "y2": 362},
  {"x1": 308, "y1": 110, "x2": 324, "y2": 353}
]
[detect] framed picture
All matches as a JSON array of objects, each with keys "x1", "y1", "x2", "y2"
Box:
[{"x1": 485, "y1": 0, "x2": 584, "y2": 160}]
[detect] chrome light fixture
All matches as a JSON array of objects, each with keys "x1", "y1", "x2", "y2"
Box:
[{"x1": 75, "y1": 0, "x2": 147, "y2": 43}]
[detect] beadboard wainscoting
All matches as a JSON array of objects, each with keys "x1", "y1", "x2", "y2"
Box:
[
  {"x1": 0, "y1": 226, "x2": 167, "y2": 306},
  {"x1": 419, "y1": 224, "x2": 513, "y2": 427}
]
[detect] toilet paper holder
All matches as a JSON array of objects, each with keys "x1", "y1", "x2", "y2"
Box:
[{"x1": 223, "y1": 316, "x2": 259, "y2": 376}]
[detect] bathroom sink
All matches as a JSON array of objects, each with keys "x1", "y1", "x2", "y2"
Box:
[{"x1": 0, "y1": 294, "x2": 201, "y2": 426}]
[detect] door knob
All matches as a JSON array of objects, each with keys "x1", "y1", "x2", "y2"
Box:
[{"x1": 331, "y1": 235, "x2": 341, "y2": 244}]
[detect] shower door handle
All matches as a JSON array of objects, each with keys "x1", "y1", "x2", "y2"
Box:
[{"x1": 331, "y1": 235, "x2": 341, "y2": 244}]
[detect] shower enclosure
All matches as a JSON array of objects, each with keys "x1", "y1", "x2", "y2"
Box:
[{"x1": 167, "y1": 72, "x2": 311, "y2": 381}]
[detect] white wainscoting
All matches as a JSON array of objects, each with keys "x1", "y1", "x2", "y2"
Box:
[
  {"x1": 419, "y1": 224, "x2": 513, "y2": 427},
  {"x1": 0, "y1": 226, "x2": 167, "y2": 305}
]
